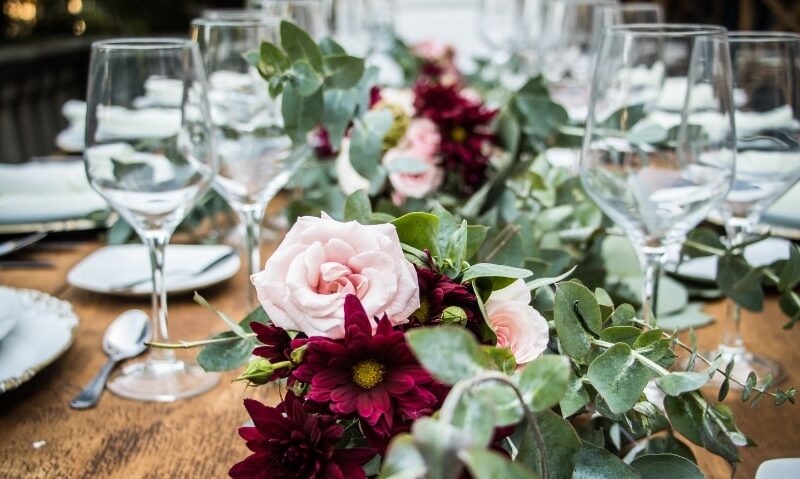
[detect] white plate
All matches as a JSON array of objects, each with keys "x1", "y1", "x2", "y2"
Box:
[
  {"x1": 756, "y1": 458, "x2": 800, "y2": 479},
  {"x1": 67, "y1": 244, "x2": 241, "y2": 297},
  {"x1": 0, "y1": 287, "x2": 79, "y2": 393},
  {"x1": 0, "y1": 288, "x2": 23, "y2": 342},
  {"x1": 668, "y1": 237, "x2": 791, "y2": 284}
]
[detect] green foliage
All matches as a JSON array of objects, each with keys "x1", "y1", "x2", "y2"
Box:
[
  {"x1": 406, "y1": 327, "x2": 489, "y2": 385},
  {"x1": 587, "y1": 343, "x2": 653, "y2": 414},
  {"x1": 554, "y1": 281, "x2": 601, "y2": 360}
]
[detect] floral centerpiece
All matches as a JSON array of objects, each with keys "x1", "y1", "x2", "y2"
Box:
[{"x1": 153, "y1": 22, "x2": 799, "y2": 479}]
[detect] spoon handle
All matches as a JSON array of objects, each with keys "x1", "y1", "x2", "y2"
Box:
[{"x1": 70, "y1": 358, "x2": 118, "y2": 410}]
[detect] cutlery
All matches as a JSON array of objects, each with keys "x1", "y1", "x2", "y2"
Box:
[
  {"x1": 0, "y1": 232, "x2": 47, "y2": 257},
  {"x1": 0, "y1": 259, "x2": 55, "y2": 270},
  {"x1": 107, "y1": 248, "x2": 238, "y2": 292},
  {"x1": 70, "y1": 310, "x2": 150, "y2": 409}
]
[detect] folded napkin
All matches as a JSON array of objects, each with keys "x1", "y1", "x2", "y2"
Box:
[
  {"x1": 0, "y1": 162, "x2": 107, "y2": 224},
  {"x1": 763, "y1": 182, "x2": 800, "y2": 228}
]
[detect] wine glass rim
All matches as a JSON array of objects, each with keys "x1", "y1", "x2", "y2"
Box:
[
  {"x1": 728, "y1": 31, "x2": 800, "y2": 43},
  {"x1": 607, "y1": 23, "x2": 728, "y2": 37},
  {"x1": 191, "y1": 15, "x2": 280, "y2": 28},
  {"x1": 92, "y1": 38, "x2": 197, "y2": 50}
]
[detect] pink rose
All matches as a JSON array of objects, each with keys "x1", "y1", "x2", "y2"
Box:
[
  {"x1": 412, "y1": 40, "x2": 454, "y2": 61},
  {"x1": 383, "y1": 119, "x2": 444, "y2": 202},
  {"x1": 485, "y1": 280, "x2": 549, "y2": 364},
  {"x1": 251, "y1": 214, "x2": 420, "y2": 339}
]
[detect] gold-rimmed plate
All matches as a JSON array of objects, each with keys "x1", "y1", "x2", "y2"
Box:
[{"x1": 0, "y1": 287, "x2": 80, "y2": 393}]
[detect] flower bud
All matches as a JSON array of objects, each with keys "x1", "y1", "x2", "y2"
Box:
[
  {"x1": 290, "y1": 344, "x2": 308, "y2": 364},
  {"x1": 236, "y1": 358, "x2": 275, "y2": 385},
  {"x1": 441, "y1": 306, "x2": 468, "y2": 326}
]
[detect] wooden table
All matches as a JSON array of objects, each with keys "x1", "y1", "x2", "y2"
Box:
[{"x1": 1, "y1": 237, "x2": 799, "y2": 478}]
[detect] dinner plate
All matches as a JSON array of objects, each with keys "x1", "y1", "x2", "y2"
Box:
[
  {"x1": 0, "y1": 288, "x2": 22, "y2": 342},
  {"x1": 756, "y1": 458, "x2": 800, "y2": 479},
  {"x1": 0, "y1": 287, "x2": 80, "y2": 393},
  {"x1": 67, "y1": 244, "x2": 241, "y2": 297},
  {"x1": 667, "y1": 237, "x2": 791, "y2": 284}
]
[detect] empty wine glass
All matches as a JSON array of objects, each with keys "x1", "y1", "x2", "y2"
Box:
[
  {"x1": 477, "y1": 0, "x2": 527, "y2": 64},
  {"x1": 191, "y1": 15, "x2": 302, "y2": 307},
  {"x1": 597, "y1": 2, "x2": 663, "y2": 25},
  {"x1": 331, "y1": 0, "x2": 395, "y2": 56},
  {"x1": 540, "y1": 0, "x2": 618, "y2": 122},
  {"x1": 84, "y1": 39, "x2": 219, "y2": 401},
  {"x1": 580, "y1": 24, "x2": 736, "y2": 326},
  {"x1": 259, "y1": 0, "x2": 330, "y2": 39},
  {"x1": 708, "y1": 32, "x2": 800, "y2": 384}
]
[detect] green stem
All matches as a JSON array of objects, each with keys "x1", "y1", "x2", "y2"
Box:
[
  {"x1": 682, "y1": 240, "x2": 727, "y2": 257},
  {"x1": 147, "y1": 332, "x2": 257, "y2": 349},
  {"x1": 628, "y1": 319, "x2": 780, "y2": 399}
]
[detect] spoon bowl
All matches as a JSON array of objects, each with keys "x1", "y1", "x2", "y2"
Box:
[{"x1": 70, "y1": 310, "x2": 150, "y2": 409}]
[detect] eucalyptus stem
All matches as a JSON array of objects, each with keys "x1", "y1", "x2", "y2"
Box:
[
  {"x1": 629, "y1": 319, "x2": 780, "y2": 399},
  {"x1": 147, "y1": 332, "x2": 257, "y2": 349},
  {"x1": 682, "y1": 240, "x2": 727, "y2": 257},
  {"x1": 484, "y1": 224, "x2": 521, "y2": 262},
  {"x1": 440, "y1": 372, "x2": 548, "y2": 479}
]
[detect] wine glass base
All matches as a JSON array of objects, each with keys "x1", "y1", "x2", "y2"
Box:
[
  {"x1": 107, "y1": 358, "x2": 220, "y2": 402},
  {"x1": 700, "y1": 346, "x2": 785, "y2": 388}
]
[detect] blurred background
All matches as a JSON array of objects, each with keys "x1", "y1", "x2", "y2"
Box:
[{"x1": 1, "y1": 0, "x2": 799, "y2": 164}]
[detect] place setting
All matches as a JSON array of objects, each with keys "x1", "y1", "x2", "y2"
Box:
[{"x1": 2, "y1": 1, "x2": 800, "y2": 478}]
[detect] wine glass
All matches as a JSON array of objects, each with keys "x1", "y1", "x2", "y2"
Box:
[
  {"x1": 597, "y1": 2, "x2": 663, "y2": 24},
  {"x1": 580, "y1": 24, "x2": 736, "y2": 326},
  {"x1": 708, "y1": 32, "x2": 800, "y2": 384},
  {"x1": 191, "y1": 15, "x2": 300, "y2": 307},
  {"x1": 540, "y1": 0, "x2": 618, "y2": 123},
  {"x1": 259, "y1": 0, "x2": 330, "y2": 39},
  {"x1": 84, "y1": 39, "x2": 219, "y2": 401},
  {"x1": 331, "y1": 0, "x2": 395, "y2": 56},
  {"x1": 477, "y1": 0, "x2": 527, "y2": 64}
]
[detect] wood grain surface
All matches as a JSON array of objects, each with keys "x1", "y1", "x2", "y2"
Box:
[{"x1": 1, "y1": 237, "x2": 799, "y2": 478}]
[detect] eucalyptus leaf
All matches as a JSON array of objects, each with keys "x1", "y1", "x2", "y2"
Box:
[
  {"x1": 462, "y1": 263, "x2": 533, "y2": 289},
  {"x1": 392, "y1": 212, "x2": 440, "y2": 257},
  {"x1": 324, "y1": 54, "x2": 365, "y2": 89},
  {"x1": 587, "y1": 343, "x2": 653, "y2": 414},
  {"x1": 406, "y1": 326, "x2": 488, "y2": 385},
  {"x1": 572, "y1": 442, "x2": 639, "y2": 479},
  {"x1": 517, "y1": 355, "x2": 571, "y2": 412},
  {"x1": 289, "y1": 59, "x2": 323, "y2": 96},
  {"x1": 656, "y1": 372, "x2": 710, "y2": 396},
  {"x1": 379, "y1": 434, "x2": 427, "y2": 479},
  {"x1": 554, "y1": 281, "x2": 601, "y2": 359},
  {"x1": 319, "y1": 36, "x2": 346, "y2": 56},
  {"x1": 280, "y1": 21, "x2": 323, "y2": 71},
  {"x1": 412, "y1": 418, "x2": 469, "y2": 479},
  {"x1": 459, "y1": 448, "x2": 539, "y2": 479},
  {"x1": 630, "y1": 454, "x2": 703, "y2": 479},
  {"x1": 344, "y1": 190, "x2": 372, "y2": 223},
  {"x1": 559, "y1": 372, "x2": 590, "y2": 417},
  {"x1": 512, "y1": 410, "x2": 581, "y2": 479}
]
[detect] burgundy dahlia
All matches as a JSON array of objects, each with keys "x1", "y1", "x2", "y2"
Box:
[
  {"x1": 229, "y1": 392, "x2": 376, "y2": 479},
  {"x1": 413, "y1": 81, "x2": 497, "y2": 192},
  {"x1": 412, "y1": 266, "x2": 479, "y2": 325},
  {"x1": 251, "y1": 322, "x2": 293, "y2": 380},
  {"x1": 291, "y1": 295, "x2": 439, "y2": 440}
]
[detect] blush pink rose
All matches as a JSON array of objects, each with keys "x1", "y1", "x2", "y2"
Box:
[
  {"x1": 383, "y1": 119, "x2": 444, "y2": 202},
  {"x1": 485, "y1": 280, "x2": 549, "y2": 364},
  {"x1": 251, "y1": 214, "x2": 420, "y2": 339}
]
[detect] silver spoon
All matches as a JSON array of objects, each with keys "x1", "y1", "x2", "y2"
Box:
[{"x1": 70, "y1": 310, "x2": 150, "y2": 409}]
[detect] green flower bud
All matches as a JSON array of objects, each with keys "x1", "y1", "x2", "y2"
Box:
[
  {"x1": 235, "y1": 358, "x2": 275, "y2": 385},
  {"x1": 373, "y1": 101, "x2": 410, "y2": 151},
  {"x1": 441, "y1": 306, "x2": 468, "y2": 326}
]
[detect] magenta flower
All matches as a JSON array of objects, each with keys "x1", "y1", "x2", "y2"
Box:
[
  {"x1": 250, "y1": 322, "x2": 293, "y2": 380},
  {"x1": 292, "y1": 295, "x2": 439, "y2": 439},
  {"x1": 229, "y1": 392, "x2": 375, "y2": 479}
]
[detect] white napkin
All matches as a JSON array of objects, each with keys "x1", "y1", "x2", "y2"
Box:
[{"x1": 0, "y1": 162, "x2": 107, "y2": 224}]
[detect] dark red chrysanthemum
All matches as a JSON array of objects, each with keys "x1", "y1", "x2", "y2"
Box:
[
  {"x1": 311, "y1": 127, "x2": 337, "y2": 160},
  {"x1": 251, "y1": 322, "x2": 293, "y2": 380},
  {"x1": 411, "y1": 266, "x2": 479, "y2": 325},
  {"x1": 229, "y1": 392, "x2": 376, "y2": 479},
  {"x1": 291, "y1": 295, "x2": 440, "y2": 440},
  {"x1": 413, "y1": 81, "x2": 497, "y2": 192}
]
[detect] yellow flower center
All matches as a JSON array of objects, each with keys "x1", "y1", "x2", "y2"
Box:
[
  {"x1": 413, "y1": 297, "x2": 431, "y2": 323},
  {"x1": 451, "y1": 126, "x2": 467, "y2": 143},
  {"x1": 352, "y1": 359, "x2": 385, "y2": 390}
]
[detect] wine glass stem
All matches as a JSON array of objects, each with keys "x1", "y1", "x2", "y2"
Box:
[
  {"x1": 144, "y1": 231, "x2": 174, "y2": 362},
  {"x1": 639, "y1": 248, "x2": 665, "y2": 327},
  {"x1": 241, "y1": 205, "x2": 266, "y2": 307},
  {"x1": 722, "y1": 219, "x2": 750, "y2": 351}
]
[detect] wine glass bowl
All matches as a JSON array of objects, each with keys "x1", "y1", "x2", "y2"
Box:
[
  {"x1": 580, "y1": 24, "x2": 736, "y2": 324},
  {"x1": 84, "y1": 38, "x2": 220, "y2": 401}
]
